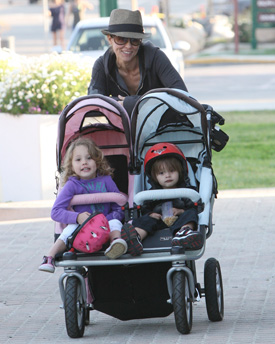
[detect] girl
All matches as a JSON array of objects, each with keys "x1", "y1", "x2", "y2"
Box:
[
  {"x1": 121, "y1": 143, "x2": 203, "y2": 256},
  {"x1": 39, "y1": 138, "x2": 127, "y2": 273}
]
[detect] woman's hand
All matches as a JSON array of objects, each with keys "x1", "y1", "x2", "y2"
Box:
[
  {"x1": 149, "y1": 212, "x2": 162, "y2": 220},
  {"x1": 172, "y1": 208, "x2": 185, "y2": 216},
  {"x1": 77, "y1": 212, "x2": 90, "y2": 224},
  {"x1": 118, "y1": 95, "x2": 125, "y2": 106}
]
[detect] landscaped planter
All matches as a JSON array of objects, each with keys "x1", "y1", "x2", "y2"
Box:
[{"x1": 0, "y1": 113, "x2": 59, "y2": 202}]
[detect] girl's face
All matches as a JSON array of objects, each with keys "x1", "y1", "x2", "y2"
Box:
[
  {"x1": 155, "y1": 164, "x2": 179, "y2": 189},
  {"x1": 107, "y1": 35, "x2": 140, "y2": 65},
  {"x1": 72, "y1": 145, "x2": 97, "y2": 180}
]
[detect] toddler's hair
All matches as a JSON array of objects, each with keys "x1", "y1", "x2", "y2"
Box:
[
  {"x1": 61, "y1": 137, "x2": 113, "y2": 185},
  {"x1": 150, "y1": 157, "x2": 184, "y2": 186}
]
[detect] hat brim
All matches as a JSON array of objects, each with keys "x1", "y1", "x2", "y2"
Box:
[{"x1": 101, "y1": 29, "x2": 151, "y2": 39}]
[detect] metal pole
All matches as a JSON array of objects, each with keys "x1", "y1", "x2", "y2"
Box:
[
  {"x1": 42, "y1": 0, "x2": 50, "y2": 53},
  {"x1": 131, "y1": 0, "x2": 138, "y2": 10},
  {"x1": 233, "y1": 0, "x2": 239, "y2": 54},
  {"x1": 251, "y1": 0, "x2": 257, "y2": 49},
  {"x1": 163, "y1": 0, "x2": 170, "y2": 25}
]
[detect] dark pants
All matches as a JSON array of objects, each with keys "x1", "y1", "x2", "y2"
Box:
[{"x1": 132, "y1": 208, "x2": 198, "y2": 236}]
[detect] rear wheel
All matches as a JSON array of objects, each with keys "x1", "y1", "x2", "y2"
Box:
[
  {"x1": 172, "y1": 271, "x2": 193, "y2": 334},
  {"x1": 204, "y1": 258, "x2": 224, "y2": 321},
  {"x1": 64, "y1": 276, "x2": 86, "y2": 338}
]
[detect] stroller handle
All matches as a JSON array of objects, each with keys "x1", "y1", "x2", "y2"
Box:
[
  {"x1": 134, "y1": 188, "x2": 201, "y2": 205},
  {"x1": 70, "y1": 192, "x2": 128, "y2": 207}
]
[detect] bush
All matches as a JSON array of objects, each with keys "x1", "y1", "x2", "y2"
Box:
[{"x1": 0, "y1": 49, "x2": 93, "y2": 115}]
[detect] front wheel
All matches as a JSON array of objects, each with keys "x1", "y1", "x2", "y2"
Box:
[
  {"x1": 64, "y1": 276, "x2": 86, "y2": 338},
  {"x1": 172, "y1": 271, "x2": 193, "y2": 334},
  {"x1": 204, "y1": 258, "x2": 224, "y2": 322}
]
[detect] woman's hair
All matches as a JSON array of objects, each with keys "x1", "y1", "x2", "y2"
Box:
[
  {"x1": 61, "y1": 137, "x2": 113, "y2": 185},
  {"x1": 150, "y1": 157, "x2": 184, "y2": 186}
]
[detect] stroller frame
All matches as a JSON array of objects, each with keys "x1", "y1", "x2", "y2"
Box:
[{"x1": 54, "y1": 91, "x2": 225, "y2": 337}]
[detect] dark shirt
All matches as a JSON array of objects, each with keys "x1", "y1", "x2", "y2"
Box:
[{"x1": 88, "y1": 41, "x2": 188, "y2": 114}]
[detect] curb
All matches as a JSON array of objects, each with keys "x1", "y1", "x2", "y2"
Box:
[
  {"x1": 0, "y1": 200, "x2": 53, "y2": 221},
  {"x1": 1, "y1": 188, "x2": 275, "y2": 221},
  {"x1": 185, "y1": 56, "x2": 275, "y2": 65}
]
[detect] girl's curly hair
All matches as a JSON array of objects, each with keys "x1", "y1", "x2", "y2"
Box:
[{"x1": 61, "y1": 137, "x2": 113, "y2": 185}]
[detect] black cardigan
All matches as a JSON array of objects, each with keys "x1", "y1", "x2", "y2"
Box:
[{"x1": 88, "y1": 41, "x2": 188, "y2": 115}]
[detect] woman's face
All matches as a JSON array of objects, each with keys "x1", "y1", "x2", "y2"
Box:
[{"x1": 107, "y1": 35, "x2": 140, "y2": 64}]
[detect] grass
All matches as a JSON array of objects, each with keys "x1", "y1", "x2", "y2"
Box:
[{"x1": 212, "y1": 111, "x2": 275, "y2": 190}]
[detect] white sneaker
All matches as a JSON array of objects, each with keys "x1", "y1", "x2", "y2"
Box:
[{"x1": 104, "y1": 239, "x2": 127, "y2": 259}]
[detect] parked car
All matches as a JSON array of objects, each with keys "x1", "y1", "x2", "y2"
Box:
[{"x1": 67, "y1": 16, "x2": 186, "y2": 77}]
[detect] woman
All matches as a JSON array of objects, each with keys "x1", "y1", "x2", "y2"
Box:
[
  {"x1": 49, "y1": 0, "x2": 66, "y2": 50},
  {"x1": 88, "y1": 9, "x2": 188, "y2": 115}
]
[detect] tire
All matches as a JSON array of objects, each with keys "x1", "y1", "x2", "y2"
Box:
[
  {"x1": 204, "y1": 258, "x2": 224, "y2": 322},
  {"x1": 172, "y1": 271, "x2": 193, "y2": 334},
  {"x1": 64, "y1": 277, "x2": 86, "y2": 338}
]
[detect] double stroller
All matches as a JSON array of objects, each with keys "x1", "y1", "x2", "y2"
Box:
[{"x1": 54, "y1": 89, "x2": 228, "y2": 338}]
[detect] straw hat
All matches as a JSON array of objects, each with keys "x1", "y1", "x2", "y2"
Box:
[{"x1": 101, "y1": 9, "x2": 151, "y2": 39}]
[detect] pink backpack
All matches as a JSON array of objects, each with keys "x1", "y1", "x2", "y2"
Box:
[{"x1": 67, "y1": 213, "x2": 110, "y2": 253}]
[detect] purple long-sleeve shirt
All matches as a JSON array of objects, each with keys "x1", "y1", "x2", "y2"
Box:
[{"x1": 51, "y1": 175, "x2": 124, "y2": 224}]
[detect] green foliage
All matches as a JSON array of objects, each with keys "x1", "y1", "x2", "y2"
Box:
[
  {"x1": 0, "y1": 49, "x2": 92, "y2": 114},
  {"x1": 212, "y1": 111, "x2": 275, "y2": 190}
]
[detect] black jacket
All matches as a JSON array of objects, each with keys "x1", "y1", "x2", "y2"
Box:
[{"x1": 88, "y1": 41, "x2": 188, "y2": 115}]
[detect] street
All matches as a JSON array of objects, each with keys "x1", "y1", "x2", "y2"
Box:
[{"x1": 184, "y1": 63, "x2": 275, "y2": 111}]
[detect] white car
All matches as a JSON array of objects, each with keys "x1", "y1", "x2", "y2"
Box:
[{"x1": 67, "y1": 16, "x2": 185, "y2": 77}]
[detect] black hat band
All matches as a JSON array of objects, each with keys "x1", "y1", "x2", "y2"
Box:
[{"x1": 107, "y1": 23, "x2": 144, "y2": 34}]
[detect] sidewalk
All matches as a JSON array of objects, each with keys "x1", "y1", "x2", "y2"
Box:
[{"x1": 0, "y1": 188, "x2": 275, "y2": 343}]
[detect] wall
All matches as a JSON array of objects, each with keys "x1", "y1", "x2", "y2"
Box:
[{"x1": 0, "y1": 113, "x2": 59, "y2": 202}]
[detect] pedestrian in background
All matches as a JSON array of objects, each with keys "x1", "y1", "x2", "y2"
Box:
[
  {"x1": 68, "y1": 0, "x2": 94, "y2": 30},
  {"x1": 49, "y1": 0, "x2": 66, "y2": 51}
]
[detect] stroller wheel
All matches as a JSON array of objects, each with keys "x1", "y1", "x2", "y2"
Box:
[
  {"x1": 204, "y1": 258, "x2": 224, "y2": 322},
  {"x1": 64, "y1": 276, "x2": 86, "y2": 338},
  {"x1": 172, "y1": 271, "x2": 193, "y2": 334}
]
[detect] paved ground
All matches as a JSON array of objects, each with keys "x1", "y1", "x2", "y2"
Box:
[{"x1": 1, "y1": 188, "x2": 275, "y2": 343}]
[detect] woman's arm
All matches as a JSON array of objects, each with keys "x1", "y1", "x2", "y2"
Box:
[
  {"x1": 153, "y1": 48, "x2": 188, "y2": 91},
  {"x1": 87, "y1": 56, "x2": 108, "y2": 95}
]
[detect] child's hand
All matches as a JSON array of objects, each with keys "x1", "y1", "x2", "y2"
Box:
[
  {"x1": 149, "y1": 212, "x2": 162, "y2": 220},
  {"x1": 77, "y1": 212, "x2": 91, "y2": 224},
  {"x1": 172, "y1": 208, "x2": 184, "y2": 216},
  {"x1": 118, "y1": 95, "x2": 125, "y2": 106}
]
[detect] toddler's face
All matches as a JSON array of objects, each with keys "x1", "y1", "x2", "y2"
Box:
[
  {"x1": 155, "y1": 166, "x2": 179, "y2": 189},
  {"x1": 72, "y1": 145, "x2": 97, "y2": 180}
]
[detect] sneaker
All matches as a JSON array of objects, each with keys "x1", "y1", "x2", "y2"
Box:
[
  {"x1": 38, "y1": 256, "x2": 55, "y2": 273},
  {"x1": 104, "y1": 238, "x2": 128, "y2": 259},
  {"x1": 121, "y1": 223, "x2": 143, "y2": 256},
  {"x1": 172, "y1": 227, "x2": 203, "y2": 250}
]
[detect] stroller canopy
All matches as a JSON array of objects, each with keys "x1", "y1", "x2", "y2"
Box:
[
  {"x1": 56, "y1": 94, "x2": 132, "y2": 173},
  {"x1": 130, "y1": 88, "x2": 209, "y2": 172}
]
